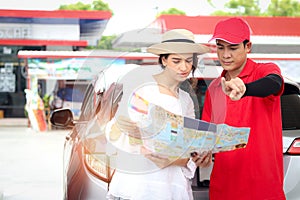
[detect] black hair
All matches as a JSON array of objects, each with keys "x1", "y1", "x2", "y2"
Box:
[
  {"x1": 158, "y1": 54, "x2": 197, "y2": 76},
  {"x1": 243, "y1": 39, "x2": 250, "y2": 47}
]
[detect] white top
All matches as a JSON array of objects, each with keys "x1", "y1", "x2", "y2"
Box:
[{"x1": 106, "y1": 76, "x2": 196, "y2": 200}]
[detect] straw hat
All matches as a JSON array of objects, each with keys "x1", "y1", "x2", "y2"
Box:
[{"x1": 147, "y1": 29, "x2": 210, "y2": 55}]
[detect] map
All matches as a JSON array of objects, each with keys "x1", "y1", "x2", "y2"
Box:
[{"x1": 128, "y1": 98, "x2": 250, "y2": 159}]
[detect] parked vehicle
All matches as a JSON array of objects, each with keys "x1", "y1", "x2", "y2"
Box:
[
  {"x1": 51, "y1": 62, "x2": 300, "y2": 200},
  {"x1": 281, "y1": 78, "x2": 300, "y2": 200},
  {"x1": 51, "y1": 63, "x2": 215, "y2": 200}
]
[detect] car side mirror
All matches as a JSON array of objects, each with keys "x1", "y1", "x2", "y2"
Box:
[{"x1": 50, "y1": 109, "x2": 74, "y2": 128}]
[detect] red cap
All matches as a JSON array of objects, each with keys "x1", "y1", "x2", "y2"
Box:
[{"x1": 208, "y1": 17, "x2": 251, "y2": 44}]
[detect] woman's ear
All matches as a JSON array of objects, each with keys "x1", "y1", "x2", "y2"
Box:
[{"x1": 161, "y1": 57, "x2": 167, "y2": 67}]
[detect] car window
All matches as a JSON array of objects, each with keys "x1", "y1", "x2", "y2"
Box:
[
  {"x1": 79, "y1": 83, "x2": 100, "y2": 122},
  {"x1": 281, "y1": 92, "x2": 300, "y2": 130},
  {"x1": 94, "y1": 82, "x2": 123, "y2": 126}
]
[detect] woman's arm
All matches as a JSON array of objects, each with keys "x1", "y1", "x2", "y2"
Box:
[{"x1": 144, "y1": 151, "x2": 212, "y2": 169}]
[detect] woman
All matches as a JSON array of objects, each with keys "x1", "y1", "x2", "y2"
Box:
[{"x1": 106, "y1": 29, "x2": 212, "y2": 200}]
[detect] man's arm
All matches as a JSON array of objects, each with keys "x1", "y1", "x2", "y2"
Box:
[{"x1": 243, "y1": 74, "x2": 283, "y2": 97}]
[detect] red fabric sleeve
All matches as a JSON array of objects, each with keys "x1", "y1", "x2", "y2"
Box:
[{"x1": 201, "y1": 89, "x2": 212, "y2": 122}]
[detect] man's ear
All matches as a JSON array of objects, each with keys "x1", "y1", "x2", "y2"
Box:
[{"x1": 246, "y1": 42, "x2": 252, "y2": 53}]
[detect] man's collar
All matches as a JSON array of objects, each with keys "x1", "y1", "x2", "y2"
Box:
[{"x1": 215, "y1": 58, "x2": 254, "y2": 86}]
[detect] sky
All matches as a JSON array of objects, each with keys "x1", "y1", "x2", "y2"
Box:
[{"x1": 0, "y1": 0, "x2": 270, "y2": 35}]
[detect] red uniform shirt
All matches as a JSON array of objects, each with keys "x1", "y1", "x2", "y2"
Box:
[{"x1": 202, "y1": 59, "x2": 286, "y2": 200}]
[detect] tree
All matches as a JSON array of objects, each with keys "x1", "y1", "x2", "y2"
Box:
[
  {"x1": 59, "y1": 2, "x2": 91, "y2": 10},
  {"x1": 59, "y1": 0, "x2": 112, "y2": 13},
  {"x1": 225, "y1": 0, "x2": 261, "y2": 16},
  {"x1": 158, "y1": 8, "x2": 186, "y2": 16},
  {"x1": 97, "y1": 35, "x2": 117, "y2": 50},
  {"x1": 92, "y1": 0, "x2": 111, "y2": 11},
  {"x1": 210, "y1": 0, "x2": 262, "y2": 16},
  {"x1": 266, "y1": 0, "x2": 300, "y2": 16},
  {"x1": 208, "y1": 0, "x2": 300, "y2": 16}
]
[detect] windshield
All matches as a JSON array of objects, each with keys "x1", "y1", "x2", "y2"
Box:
[
  {"x1": 281, "y1": 83, "x2": 300, "y2": 130},
  {"x1": 281, "y1": 94, "x2": 300, "y2": 130}
]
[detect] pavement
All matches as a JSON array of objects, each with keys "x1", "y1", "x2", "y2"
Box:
[
  {"x1": 0, "y1": 118, "x2": 28, "y2": 127},
  {"x1": 0, "y1": 118, "x2": 69, "y2": 200}
]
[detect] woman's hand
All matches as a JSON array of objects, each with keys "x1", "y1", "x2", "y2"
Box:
[
  {"x1": 191, "y1": 151, "x2": 212, "y2": 168},
  {"x1": 115, "y1": 115, "x2": 141, "y2": 139},
  {"x1": 145, "y1": 153, "x2": 172, "y2": 169},
  {"x1": 141, "y1": 146, "x2": 172, "y2": 169},
  {"x1": 109, "y1": 115, "x2": 142, "y2": 145}
]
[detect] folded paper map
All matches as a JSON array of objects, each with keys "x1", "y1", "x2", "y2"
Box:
[{"x1": 128, "y1": 101, "x2": 250, "y2": 159}]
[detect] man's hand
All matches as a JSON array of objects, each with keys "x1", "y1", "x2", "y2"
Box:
[
  {"x1": 221, "y1": 77, "x2": 246, "y2": 101},
  {"x1": 191, "y1": 151, "x2": 212, "y2": 168}
]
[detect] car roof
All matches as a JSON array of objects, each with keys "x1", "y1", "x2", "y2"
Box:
[
  {"x1": 93, "y1": 63, "x2": 300, "y2": 95},
  {"x1": 94, "y1": 63, "x2": 140, "y2": 93}
]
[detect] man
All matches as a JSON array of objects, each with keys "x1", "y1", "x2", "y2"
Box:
[{"x1": 202, "y1": 17, "x2": 286, "y2": 200}]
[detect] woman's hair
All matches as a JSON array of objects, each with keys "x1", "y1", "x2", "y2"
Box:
[{"x1": 158, "y1": 54, "x2": 197, "y2": 76}]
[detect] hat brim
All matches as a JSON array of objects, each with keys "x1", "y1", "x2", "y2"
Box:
[
  {"x1": 147, "y1": 42, "x2": 210, "y2": 55},
  {"x1": 208, "y1": 34, "x2": 245, "y2": 44}
]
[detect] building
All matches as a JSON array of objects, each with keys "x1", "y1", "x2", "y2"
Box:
[
  {"x1": 113, "y1": 15, "x2": 300, "y2": 54},
  {"x1": 2, "y1": 11, "x2": 300, "y2": 118},
  {"x1": 0, "y1": 9, "x2": 112, "y2": 117}
]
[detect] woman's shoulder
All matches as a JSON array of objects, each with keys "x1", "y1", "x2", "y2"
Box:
[
  {"x1": 178, "y1": 87, "x2": 189, "y2": 95},
  {"x1": 178, "y1": 88, "x2": 194, "y2": 102}
]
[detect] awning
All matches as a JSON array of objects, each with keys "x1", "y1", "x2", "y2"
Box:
[{"x1": 112, "y1": 28, "x2": 162, "y2": 49}]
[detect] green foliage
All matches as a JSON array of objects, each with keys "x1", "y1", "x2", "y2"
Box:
[
  {"x1": 59, "y1": 0, "x2": 112, "y2": 13},
  {"x1": 59, "y1": 2, "x2": 92, "y2": 10},
  {"x1": 226, "y1": 0, "x2": 261, "y2": 15},
  {"x1": 83, "y1": 35, "x2": 119, "y2": 50},
  {"x1": 266, "y1": 0, "x2": 300, "y2": 16},
  {"x1": 97, "y1": 35, "x2": 117, "y2": 50},
  {"x1": 42, "y1": 94, "x2": 51, "y2": 109},
  {"x1": 92, "y1": 0, "x2": 112, "y2": 12},
  {"x1": 212, "y1": 10, "x2": 236, "y2": 16},
  {"x1": 210, "y1": 0, "x2": 300, "y2": 16},
  {"x1": 211, "y1": 0, "x2": 261, "y2": 16},
  {"x1": 159, "y1": 8, "x2": 186, "y2": 16}
]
